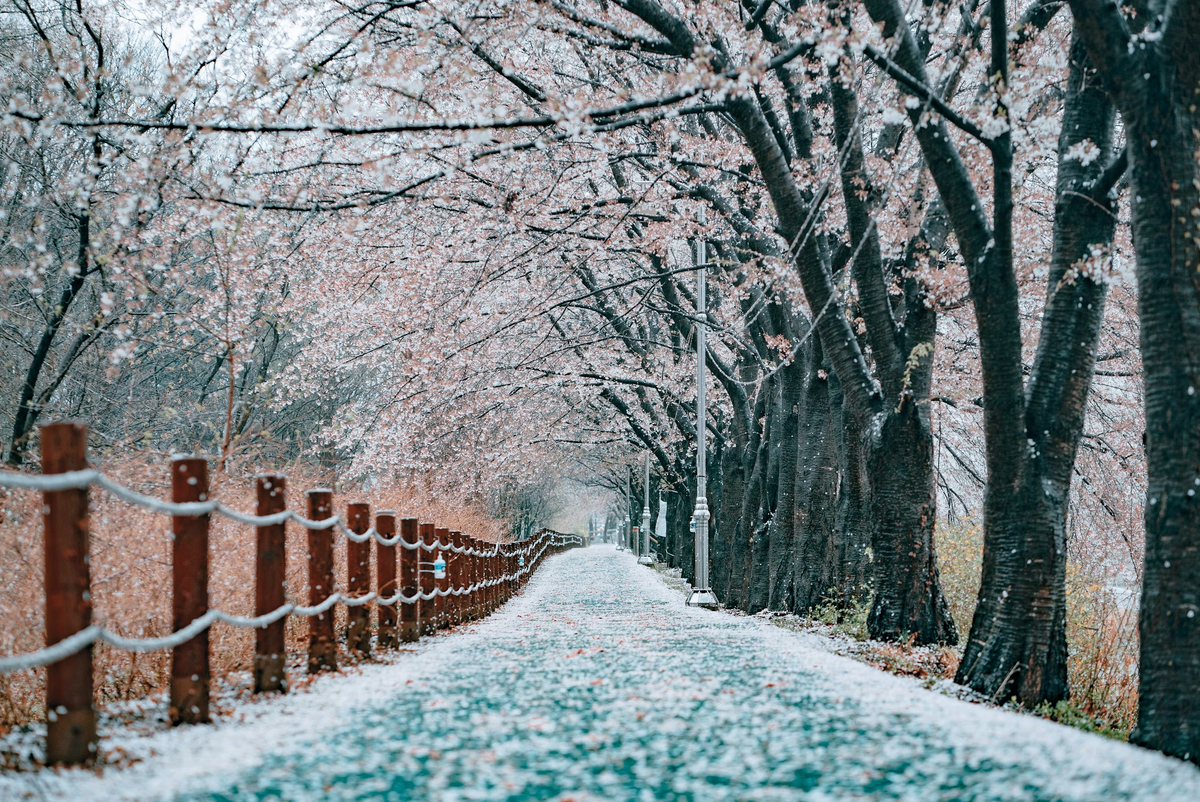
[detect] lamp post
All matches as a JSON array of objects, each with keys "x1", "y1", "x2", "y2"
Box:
[
  {"x1": 687, "y1": 215, "x2": 719, "y2": 609},
  {"x1": 624, "y1": 466, "x2": 632, "y2": 553},
  {"x1": 639, "y1": 451, "x2": 654, "y2": 565}
]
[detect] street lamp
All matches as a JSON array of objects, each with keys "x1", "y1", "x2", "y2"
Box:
[
  {"x1": 624, "y1": 465, "x2": 632, "y2": 553},
  {"x1": 687, "y1": 214, "x2": 719, "y2": 609},
  {"x1": 638, "y1": 451, "x2": 654, "y2": 565}
]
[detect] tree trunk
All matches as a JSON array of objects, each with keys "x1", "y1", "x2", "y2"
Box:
[
  {"x1": 747, "y1": 375, "x2": 784, "y2": 611},
  {"x1": 728, "y1": 388, "x2": 770, "y2": 608},
  {"x1": 832, "y1": 378, "x2": 871, "y2": 608},
  {"x1": 790, "y1": 335, "x2": 849, "y2": 612},
  {"x1": 956, "y1": 35, "x2": 1117, "y2": 704},
  {"x1": 866, "y1": 398, "x2": 958, "y2": 643},
  {"x1": 766, "y1": 357, "x2": 806, "y2": 610},
  {"x1": 8, "y1": 214, "x2": 90, "y2": 466},
  {"x1": 714, "y1": 419, "x2": 747, "y2": 598},
  {"x1": 827, "y1": 45, "x2": 956, "y2": 644},
  {"x1": 1065, "y1": 0, "x2": 1200, "y2": 761},
  {"x1": 1126, "y1": 41, "x2": 1200, "y2": 770}
]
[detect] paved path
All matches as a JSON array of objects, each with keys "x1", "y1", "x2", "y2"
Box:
[{"x1": 9, "y1": 545, "x2": 1200, "y2": 800}]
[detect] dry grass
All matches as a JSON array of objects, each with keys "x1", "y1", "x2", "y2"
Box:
[
  {"x1": 0, "y1": 454, "x2": 502, "y2": 730},
  {"x1": 935, "y1": 519, "x2": 1140, "y2": 738},
  {"x1": 933, "y1": 521, "x2": 984, "y2": 639}
]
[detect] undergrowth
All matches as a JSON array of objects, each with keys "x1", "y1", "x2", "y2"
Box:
[
  {"x1": 746, "y1": 518, "x2": 1139, "y2": 742},
  {"x1": 1034, "y1": 700, "x2": 1130, "y2": 742},
  {"x1": 935, "y1": 519, "x2": 1139, "y2": 738}
]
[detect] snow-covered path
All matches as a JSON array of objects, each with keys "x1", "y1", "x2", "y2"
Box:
[{"x1": 8, "y1": 544, "x2": 1200, "y2": 801}]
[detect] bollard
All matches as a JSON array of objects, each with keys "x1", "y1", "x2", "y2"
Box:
[
  {"x1": 346, "y1": 503, "x2": 372, "y2": 656},
  {"x1": 41, "y1": 422, "x2": 96, "y2": 765},
  {"x1": 306, "y1": 489, "x2": 337, "y2": 674},
  {"x1": 418, "y1": 522, "x2": 436, "y2": 636},
  {"x1": 254, "y1": 474, "x2": 287, "y2": 694},
  {"x1": 376, "y1": 511, "x2": 398, "y2": 649},
  {"x1": 399, "y1": 517, "x2": 420, "y2": 642},
  {"x1": 171, "y1": 456, "x2": 210, "y2": 725},
  {"x1": 434, "y1": 526, "x2": 450, "y2": 629}
]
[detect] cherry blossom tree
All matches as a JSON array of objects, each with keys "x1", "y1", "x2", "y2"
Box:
[{"x1": 3, "y1": 0, "x2": 1197, "y2": 764}]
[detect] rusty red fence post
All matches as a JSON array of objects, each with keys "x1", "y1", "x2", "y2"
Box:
[
  {"x1": 254, "y1": 473, "x2": 287, "y2": 694},
  {"x1": 443, "y1": 531, "x2": 456, "y2": 627},
  {"x1": 346, "y1": 503, "x2": 372, "y2": 656},
  {"x1": 376, "y1": 511, "x2": 398, "y2": 649},
  {"x1": 490, "y1": 548, "x2": 500, "y2": 613},
  {"x1": 41, "y1": 422, "x2": 96, "y2": 765},
  {"x1": 399, "y1": 517, "x2": 420, "y2": 642},
  {"x1": 171, "y1": 456, "x2": 210, "y2": 725},
  {"x1": 418, "y1": 522, "x2": 435, "y2": 636},
  {"x1": 481, "y1": 542, "x2": 491, "y2": 615},
  {"x1": 488, "y1": 545, "x2": 498, "y2": 614},
  {"x1": 449, "y1": 531, "x2": 463, "y2": 626},
  {"x1": 503, "y1": 549, "x2": 510, "y2": 604},
  {"x1": 468, "y1": 537, "x2": 477, "y2": 619},
  {"x1": 467, "y1": 537, "x2": 479, "y2": 620},
  {"x1": 306, "y1": 489, "x2": 337, "y2": 674},
  {"x1": 434, "y1": 526, "x2": 450, "y2": 629},
  {"x1": 501, "y1": 552, "x2": 511, "y2": 607}
]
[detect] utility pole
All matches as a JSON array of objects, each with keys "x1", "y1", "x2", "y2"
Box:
[
  {"x1": 638, "y1": 451, "x2": 654, "y2": 565},
  {"x1": 687, "y1": 214, "x2": 719, "y2": 608}
]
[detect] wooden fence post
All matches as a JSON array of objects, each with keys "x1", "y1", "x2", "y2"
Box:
[
  {"x1": 505, "y1": 552, "x2": 514, "y2": 603},
  {"x1": 306, "y1": 489, "x2": 337, "y2": 674},
  {"x1": 418, "y1": 522, "x2": 435, "y2": 636},
  {"x1": 449, "y1": 531, "x2": 464, "y2": 626},
  {"x1": 171, "y1": 456, "x2": 210, "y2": 725},
  {"x1": 41, "y1": 422, "x2": 96, "y2": 765},
  {"x1": 472, "y1": 537, "x2": 482, "y2": 619},
  {"x1": 434, "y1": 526, "x2": 450, "y2": 629},
  {"x1": 399, "y1": 517, "x2": 420, "y2": 642},
  {"x1": 346, "y1": 503, "x2": 371, "y2": 656},
  {"x1": 443, "y1": 531, "x2": 455, "y2": 627},
  {"x1": 254, "y1": 474, "x2": 287, "y2": 694},
  {"x1": 486, "y1": 544, "x2": 496, "y2": 614},
  {"x1": 466, "y1": 537, "x2": 479, "y2": 621},
  {"x1": 376, "y1": 511, "x2": 397, "y2": 649},
  {"x1": 489, "y1": 547, "x2": 499, "y2": 614},
  {"x1": 499, "y1": 550, "x2": 507, "y2": 608}
]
